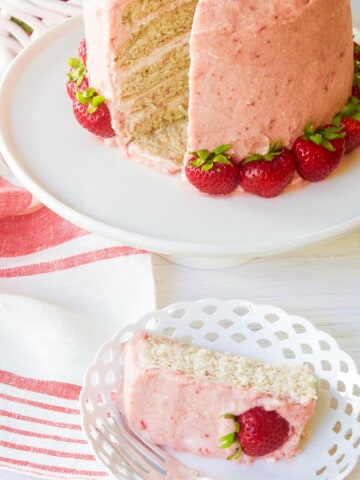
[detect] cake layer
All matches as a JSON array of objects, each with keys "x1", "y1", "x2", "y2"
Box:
[
  {"x1": 118, "y1": 331, "x2": 317, "y2": 463},
  {"x1": 83, "y1": 0, "x2": 194, "y2": 172}
]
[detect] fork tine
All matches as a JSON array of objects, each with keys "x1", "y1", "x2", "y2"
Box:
[
  {"x1": 116, "y1": 413, "x2": 166, "y2": 462},
  {"x1": 95, "y1": 419, "x2": 168, "y2": 478},
  {"x1": 95, "y1": 425, "x2": 155, "y2": 478}
]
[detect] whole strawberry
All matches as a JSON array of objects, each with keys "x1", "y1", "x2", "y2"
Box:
[
  {"x1": 73, "y1": 87, "x2": 115, "y2": 138},
  {"x1": 333, "y1": 96, "x2": 360, "y2": 153},
  {"x1": 238, "y1": 141, "x2": 296, "y2": 198},
  {"x1": 292, "y1": 124, "x2": 345, "y2": 181},
  {"x1": 238, "y1": 407, "x2": 290, "y2": 457},
  {"x1": 185, "y1": 144, "x2": 239, "y2": 195}
]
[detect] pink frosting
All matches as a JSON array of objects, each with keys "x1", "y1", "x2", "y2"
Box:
[{"x1": 187, "y1": 0, "x2": 354, "y2": 161}]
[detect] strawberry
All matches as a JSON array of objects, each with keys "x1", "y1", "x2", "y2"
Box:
[
  {"x1": 72, "y1": 87, "x2": 115, "y2": 138},
  {"x1": 77, "y1": 38, "x2": 87, "y2": 65},
  {"x1": 185, "y1": 144, "x2": 239, "y2": 195},
  {"x1": 219, "y1": 407, "x2": 290, "y2": 459},
  {"x1": 238, "y1": 407, "x2": 290, "y2": 457},
  {"x1": 66, "y1": 57, "x2": 88, "y2": 100},
  {"x1": 238, "y1": 141, "x2": 296, "y2": 198},
  {"x1": 333, "y1": 96, "x2": 360, "y2": 153},
  {"x1": 292, "y1": 124, "x2": 345, "y2": 181}
]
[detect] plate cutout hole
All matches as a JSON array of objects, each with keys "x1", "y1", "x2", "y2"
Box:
[
  {"x1": 345, "y1": 403, "x2": 353, "y2": 416},
  {"x1": 329, "y1": 397, "x2": 339, "y2": 410},
  {"x1": 201, "y1": 305, "x2": 218, "y2": 315},
  {"x1": 231, "y1": 333, "x2": 246, "y2": 344},
  {"x1": 204, "y1": 332, "x2": 220, "y2": 343},
  {"x1": 353, "y1": 383, "x2": 360, "y2": 397},
  {"x1": 333, "y1": 421, "x2": 342, "y2": 434},
  {"x1": 247, "y1": 322, "x2": 263, "y2": 332},
  {"x1": 316, "y1": 465, "x2": 327, "y2": 476},
  {"x1": 257, "y1": 338, "x2": 272, "y2": 349},
  {"x1": 218, "y1": 319, "x2": 234, "y2": 329},
  {"x1": 319, "y1": 339, "x2": 331, "y2": 351},
  {"x1": 328, "y1": 444, "x2": 338, "y2": 456},
  {"x1": 320, "y1": 379, "x2": 331, "y2": 391},
  {"x1": 161, "y1": 326, "x2": 176, "y2": 337},
  {"x1": 337, "y1": 380, "x2": 346, "y2": 393},
  {"x1": 336, "y1": 453, "x2": 345, "y2": 464},
  {"x1": 300, "y1": 343, "x2": 313, "y2": 354},
  {"x1": 292, "y1": 323, "x2": 306, "y2": 334},
  {"x1": 233, "y1": 306, "x2": 251, "y2": 317},
  {"x1": 339, "y1": 360, "x2": 349, "y2": 373},
  {"x1": 275, "y1": 331, "x2": 289, "y2": 340},
  {"x1": 264, "y1": 313, "x2": 280, "y2": 323},
  {"x1": 282, "y1": 348, "x2": 296, "y2": 359},
  {"x1": 321, "y1": 360, "x2": 332, "y2": 371},
  {"x1": 344, "y1": 428, "x2": 353, "y2": 440},
  {"x1": 144, "y1": 316, "x2": 160, "y2": 329},
  {"x1": 189, "y1": 320, "x2": 205, "y2": 330},
  {"x1": 179, "y1": 335, "x2": 194, "y2": 344},
  {"x1": 170, "y1": 308, "x2": 186, "y2": 319}
]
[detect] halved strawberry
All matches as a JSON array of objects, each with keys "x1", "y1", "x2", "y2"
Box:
[
  {"x1": 219, "y1": 407, "x2": 290, "y2": 459},
  {"x1": 238, "y1": 141, "x2": 296, "y2": 198},
  {"x1": 333, "y1": 96, "x2": 360, "y2": 153},
  {"x1": 292, "y1": 124, "x2": 345, "y2": 181},
  {"x1": 72, "y1": 87, "x2": 115, "y2": 138},
  {"x1": 238, "y1": 407, "x2": 290, "y2": 457},
  {"x1": 185, "y1": 144, "x2": 239, "y2": 195}
]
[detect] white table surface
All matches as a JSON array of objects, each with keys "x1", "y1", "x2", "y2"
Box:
[{"x1": 1, "y1": 1, "x2": 360, "y2": 479}]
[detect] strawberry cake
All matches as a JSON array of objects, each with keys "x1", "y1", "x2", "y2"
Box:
[
  {"x1": 69, "y1": 0, "x2": 357, "y2": 197},
  {"x1": 117, "y1": 331, "x2": 317, "y2": 463}
]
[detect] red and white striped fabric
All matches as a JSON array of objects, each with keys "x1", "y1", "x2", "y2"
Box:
[
  {"x1": 0, "y1": 206, "x2": 155, "y2": 479},
  {"x1": 0, "y1": 4, "x2": 156, "y2": 477}
]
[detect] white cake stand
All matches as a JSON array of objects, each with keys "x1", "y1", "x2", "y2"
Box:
[{"x1": 0, "y1": 16, "x2": 360, "y2": 268}]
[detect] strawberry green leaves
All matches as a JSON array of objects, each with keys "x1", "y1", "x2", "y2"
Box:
[
  {"x1": 219, "y1": 414, "x2": 242, "y2": 461},
  {"x1": 243, "y1": 140, "x2": 284, "y2": 164},
  {"x1": 301, "y1": 123, "x2": 345, "y2": 152},
  {"x1": 188, "y1": 144, "x2": 232, "y2": 171},
  {"x1": 76, "y1": 87, "x2": 106, "y2": 114}
]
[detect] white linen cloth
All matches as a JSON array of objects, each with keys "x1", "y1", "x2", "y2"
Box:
[{"x1": 0, "y1": 1, "x2": 156, "y2": 478}]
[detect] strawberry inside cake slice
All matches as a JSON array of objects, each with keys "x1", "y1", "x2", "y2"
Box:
[{"x1": 117, "y1": 331, "x2": 317, "y2": 464}]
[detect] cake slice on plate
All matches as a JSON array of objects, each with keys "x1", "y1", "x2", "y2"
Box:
[{"x1": 117, "y1": 331, "x2": 317, "y2": 464}]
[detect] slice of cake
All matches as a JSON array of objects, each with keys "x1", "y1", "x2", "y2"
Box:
[
  {"x1": 82, "y1": 0, "x2": 354, "y2": 174},
  {"x1": 117, "y1": 331, "x2": 317, "y2": 464}
]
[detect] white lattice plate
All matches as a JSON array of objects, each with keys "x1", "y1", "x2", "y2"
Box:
[{"x1": 80, "y1": 299, "x2": 360, "y2": 480}]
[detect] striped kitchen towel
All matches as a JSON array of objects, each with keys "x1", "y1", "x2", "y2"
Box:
[{"x1": 0, "y1": 185, "x2": 155, "y2": 480}]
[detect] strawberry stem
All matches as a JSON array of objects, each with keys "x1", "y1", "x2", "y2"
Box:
[
  {"x1": 219, "y1": 413, "x2": 242, "y2": 461},
  {"x1": 243, "y1": 140, "x2": 284, "y2": 164}
]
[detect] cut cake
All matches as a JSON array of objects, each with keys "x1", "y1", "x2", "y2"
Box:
[
  {"x1": 82, "y1": 0, "x2": 354, "y2": 174},
  {"x1": 117, "y1": 331, "x2": 317, "y2": 463}
]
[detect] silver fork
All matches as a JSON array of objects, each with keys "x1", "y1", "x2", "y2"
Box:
[{"x1": 94, "y1": 412, "x2": 212, "y2": 480}]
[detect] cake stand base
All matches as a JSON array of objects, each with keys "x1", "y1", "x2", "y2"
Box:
[{"x1": 157, "y1": 254, "x2": 256, "y2": 269}]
